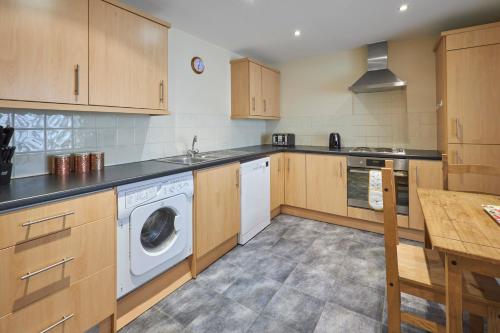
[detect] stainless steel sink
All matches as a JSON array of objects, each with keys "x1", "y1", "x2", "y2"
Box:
[{"x1": 157, "y1": 150, "x2": 250, "y2": 165}]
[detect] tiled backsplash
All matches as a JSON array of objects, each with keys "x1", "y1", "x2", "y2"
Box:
[
  {"x1": 0, "y1": 110, "x2": 267, "y2": 178},
  {"x1": 267, "y1": 90, "x2": 436, "y2": 148}
]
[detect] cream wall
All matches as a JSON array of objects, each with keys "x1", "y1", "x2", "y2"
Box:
[
  {"x1": 0, "y1": 28, "x2": 267, "y2": 178},
  {"x1": 267, "y1": 37, "x2": 438, "y2": 149}
]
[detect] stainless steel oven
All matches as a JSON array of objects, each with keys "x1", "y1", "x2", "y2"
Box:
[{"x1": 347, "y1": 156, "x2": 409, "y2": 215}]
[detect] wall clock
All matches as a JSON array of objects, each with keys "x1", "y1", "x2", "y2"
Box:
[{"x1": 191, "y1": 57, "x2": 205, "y2": 74}]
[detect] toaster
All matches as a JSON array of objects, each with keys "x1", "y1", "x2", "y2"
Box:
[{"x1": 272, "y1": 133, "x2": 295, "y2": 147}]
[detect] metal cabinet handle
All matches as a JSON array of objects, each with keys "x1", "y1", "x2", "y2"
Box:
[
  {"x1": 21, "y1": 211, "x2": 74, "y2": 227},
  {"x1": 236, "y1": 169, "x2": 239, "y2": 188},
  {"x1": 436, "y1": 100, "x2": 443, "y2": 110},
  {"x1": 252, "y1": 97, "x2": 255, "y2": 111},
  {"x1": 74, "y1": 65, "x2": 79, "y2": 96},
  {"x1": 160, "y1": 80, "x2": 165, "y2": 104},
  {"x1": 415, "y1": 166, "x2": 419, "y2": 186},
  {"x1": 455, "y1": 118, "x2": 460, "y2": 140},
  {"x1": 277, "y1": 159, "x2": 281, "y2": 173},
  {"x1": 20, "y1": 257, "x2": 75, "y2": 280},
  {"x1": 39, "y1": 314, "x2": 74, "y2": 333},
  {"x1": 264, "y1": 99, "x2": 267, "y2": 113},
  {"x1": 287, "y1": 158, "x2": 290, "y2": 173}
]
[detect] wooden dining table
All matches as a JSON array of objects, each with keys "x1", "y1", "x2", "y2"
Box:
[{"x1": 418, "y1": 188, "x2": 500, "y2": 333}]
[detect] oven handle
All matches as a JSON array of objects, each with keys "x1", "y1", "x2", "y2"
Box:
[{"x1": 348, "y1": 168, "x2": 407, "y2": 177}]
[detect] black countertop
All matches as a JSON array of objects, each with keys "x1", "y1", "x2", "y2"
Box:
[{"x1": 0, "y1": 145, "x2": 441, "y2": 212}]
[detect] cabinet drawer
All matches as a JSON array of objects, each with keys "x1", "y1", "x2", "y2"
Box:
[
  {"x1": 0, "y1": 190, "x2": 115, "y2": 249},
  {"x1": 0, "y1": 266, "x2": 115, "y2": 333},
  {"x1": 0, "y1": 217, "x2": 114, "y2": 317}
]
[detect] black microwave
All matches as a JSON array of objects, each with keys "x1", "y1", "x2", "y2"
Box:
[{"x1": 272, "y1": 133, "x2": 295, "y2": 147}]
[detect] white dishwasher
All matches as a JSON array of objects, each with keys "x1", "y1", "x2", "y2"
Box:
[{"x1": 239, "y1": 157, "x2": 271, "y2": 244}]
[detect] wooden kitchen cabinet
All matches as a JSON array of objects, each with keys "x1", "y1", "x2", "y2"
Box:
[
  {"x1": 90, "y1": 0, "x2": 168, "y2": 111},
  {"x1": 284, "y1": 153, "x2": 307, "y2": 208},
  {"x1": 306, "y1": 154, "x2": 347, "y2": 216},
  {"x1": 448, "y1": 144, "x2": 500, "y2": 195},
  {"x1": 261, "y1": 67, "x2": 281, "y2": 118},
  {"x1": 437, "y1": 22, "x2": 500, "y2": 149},
  {"x1": 0, "y1": 0, "x2": 89, "y2": 105},
  {"x1": 0, "y1": 0, "x2": 170, "y2": 115},
  {"x1": 270, "y1": 153, "x2": 285, "y2": 214},
  {"x1": 231, "y1": 58, "x2": 280, "y2": 119},
  {"x1": 447, "y1": 43, "x2": 500, "y2": 145},
  {"x1": 408, "y1": 160, "x2": 443, "y2": 230},
  {"x1": 194, "y1": 163, "x2": 240, "y2": 260},
  {"x1": 0, "y1": 266, "x2": 115, "y2": 333},
  {"x1": 0, "y1": 190, "x2": 116, "y2": 332}
]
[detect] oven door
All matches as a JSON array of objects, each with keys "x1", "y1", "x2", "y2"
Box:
[{"x1": 347, "y1": 168, "x2": 409, "y2": 215}]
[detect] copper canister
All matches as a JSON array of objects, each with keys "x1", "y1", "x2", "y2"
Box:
[
  {"x1": 53, "y1": 154, "x2": 71, "y2": 176},
  {"x1": 90, "y1": 152, "x2": 104, "y2": 171},
  {"x1": 74, "y1": 152, "x2": 90, "y2": 174}
]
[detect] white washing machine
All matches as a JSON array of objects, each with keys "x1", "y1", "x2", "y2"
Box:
[{"x1": 116, "y1": 172, "x2": 193, "y2": 299}]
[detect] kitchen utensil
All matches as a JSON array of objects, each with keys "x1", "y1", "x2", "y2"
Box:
[
  {"x1": 1, "y1": 127, "x2": 14, "y2": 147},
  {"x1": 7, "y1": 147, "x2": 15, "y2": 163}
]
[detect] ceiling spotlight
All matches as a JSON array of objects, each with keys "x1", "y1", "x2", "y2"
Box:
[
  {"x1": 399, "y1": 4, "x2": 408, "y2": 11},
  {"x1": 294, "y1": 30, "x2": 301, "y2": 37}
]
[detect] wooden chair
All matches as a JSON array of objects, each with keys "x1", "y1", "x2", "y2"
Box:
[
  {"x1": 443, "y1": 153, "x2": 500, "y2": 194},
  {"x1": 381, "y1": 161, "x2": 500, "y2": 333}
]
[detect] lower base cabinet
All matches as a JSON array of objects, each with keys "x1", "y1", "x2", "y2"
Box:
[
  {"x1": 270, "y1": 153, "x2": 285, "y2": 212},
  {"x1": 194, "y1": 163, "x2": 240, "y2": 265},
  {"x1": 448, "y1": 144, "x2": 500, "y2": 195},
  {"x1": 0, "y1": 190, "x2": 116, "y2": 333},
  {"x1": 0, "y1": 266, "x2": 115, "y2": 333},
  {"x1": 306, "y1": 154, "x2": 347, "y2": 216},
  {"x1": 284, "y1": 153, "x2": 307, "y2": 208}
]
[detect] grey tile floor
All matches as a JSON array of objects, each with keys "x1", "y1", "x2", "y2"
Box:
[{"x1": 119, "y1": 214, "x2": 464, "y2": 333}]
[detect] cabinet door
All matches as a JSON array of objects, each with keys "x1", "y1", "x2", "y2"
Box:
[
  {"x1": 0, "y1": 0, "x2": 89, "y2": 104},
  {"x1": 262, "y1": 67, "x2": 280, "y2": 118},
  {"x1": 408, "y1": 160, "x2": 443, "y2": 230},
  {"x1": 448, "y1": 144, "x2": 500, "y2": 195},
  {"x1": 194, "y1": 163, "x2": 240, "y2": 258},
  {"x1": 447, "y1": 44, "x2": 500, "y2": 144},
  {"x1": 89, "y1": 0, "x2": 168, "y2": 110},
  {"x1": 306, "y1": 154, "x2": 347, "y2": 216},
  {"x1": 435, "y1": 38, "x2": 447, "y2": 152},
  {"x1": 284, "y1": 153, "x2": 306, "y2": 208},
  {"x1": 249, "y1": 62, "x2": 263, "y2": 116},
  {"x1": 270, "y1": 153, "x2": 285, "y2": 212}
]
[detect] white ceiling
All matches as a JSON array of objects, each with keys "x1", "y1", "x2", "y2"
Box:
[{"x1": 124, "y1": 0, "x2": 500, "y2": 64}]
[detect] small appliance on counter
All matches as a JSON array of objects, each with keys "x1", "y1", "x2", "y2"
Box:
[
  {"x1": 329, "y1": 133, "x2": 341, "y2": 149},
  {"x1": 272, "y1": 133, "x2": 295, "y2": 147},
  {"x1": 0, "y1": 126, "x2": 15, "y2": 186}
]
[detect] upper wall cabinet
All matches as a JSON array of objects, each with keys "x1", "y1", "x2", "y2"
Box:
[
  {"x1": 0, "y1": 0, "x2": 89, "y2": 105},
  {"x1": 89, "y1": 0, "x2": 168, "y2": 110},
  {"x1": 0, "y1": 0, "x2": 170, "y2": 115},
  {"x1": 436, "y1": 22, "x2": 500, "y2": 147},
  {"x1": 231, "y1": 58, "x2": 280, "y2": 119}
]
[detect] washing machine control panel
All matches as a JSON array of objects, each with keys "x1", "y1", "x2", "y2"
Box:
[{"x1": 120, "y1": 173, "x2": 194, "y2": 211}]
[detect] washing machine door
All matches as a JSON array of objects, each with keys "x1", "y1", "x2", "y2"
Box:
[{"x1": 129, "y1": 194, "x2": 188, "y2": 275}]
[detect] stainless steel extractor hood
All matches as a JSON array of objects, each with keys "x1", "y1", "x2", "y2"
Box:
[{"x1": 349, "y1": 41, "x2": 406, "y2": 93}]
